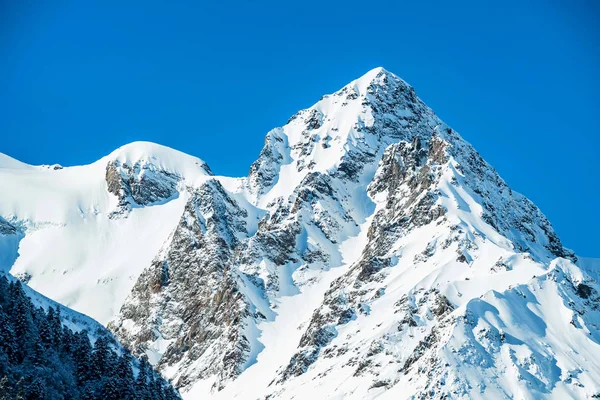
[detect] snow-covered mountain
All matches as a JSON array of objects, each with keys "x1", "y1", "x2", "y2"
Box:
[
  {"x1": 1, "y1": 67, "x2": 598, "y2": 399},
  {"x1": 0, "y1": 142, "x2": 211, "y2": 324}
]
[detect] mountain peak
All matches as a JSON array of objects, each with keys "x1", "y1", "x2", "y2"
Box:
[
  {"x1": 357, "y1": 66, "x2": 392, "y2": 80},
  {"x1": 361, "y1": 66, "x2": 388, "y2": 79},
  {"x1": 104, "y1": 140, "x2": 213, "y2": 177},
  {"x1": 247, "y1": 66, "x2": 425, "y2": 203},
  {"x1": 346, "y1": 66, "x2": 410, "y2": 96}
]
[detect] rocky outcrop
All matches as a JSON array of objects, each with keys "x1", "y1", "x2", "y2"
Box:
[
  {"x1": 238, "y1": 170, "x2": 359, "y2": 297},
  {"x1": 105, "y1": 160, "x2": 182, "y2": 217},
  {"x1": 0, "y1": 218, "x2": 17, "y2": 236},
  {"x1": 248, "y1": 129, "x2": 289, "y2": 198}
]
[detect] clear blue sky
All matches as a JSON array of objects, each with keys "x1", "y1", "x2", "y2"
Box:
[{"x1": 1, "y1": 1, "x2": 598, "y2": 256}]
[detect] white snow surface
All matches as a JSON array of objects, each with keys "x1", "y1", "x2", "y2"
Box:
[{"x1": 1, "y1": 69, "x2": 597, "y2": 399}]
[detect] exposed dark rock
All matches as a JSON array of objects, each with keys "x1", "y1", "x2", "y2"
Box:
[
  {"x1": 105, "y1": 160, "x2": 180, "y2": 217},
  {"x1": 576, "y1": 283, "x2": 593, "y2": 299},
  {"x1": 432, "y1": 295, "x2": 454, "y2": 317},
  {"x1": 402, "y1": 328, "x2": 439, "y2": 373},
  {"x1": 248, "y1": 130, "x2": 288, "y2": 197},
  {"x1": 0, "y1": 218, "x2": 17, "y2": 236},
  {"x1": 305, "y1": 109, "x2": 323, "y2": 130}
]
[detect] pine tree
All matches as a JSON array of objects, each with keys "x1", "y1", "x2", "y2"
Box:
[
  {"x1": 114, "y1": 351, "x2": 136, "y2": 399},
  {"x1": 91, "y1": 336, "x2": 114, "y2": 379},
  {"x1": 151, "y1": 376, "x2": 166, "y2": 400},
  {"x1": 0, "y1": 276, "x2": 9, "y2": 304},
  {"x1": 45, "y1": 306, "x2": 62, "y2": 347},
  {"x1": 163, "y1": 384, "x2": 181, "y2": 400},
  {"x1": 72, "y1": 331, "x2": 93, "y2": 385},
  {"x1": 38, "y1": 315, "x2": 52, "y2": 349},
  {"x1": 101, "y1": 375, "x2": 121, "y2": 399},
  {"x1": 136, "y1": 356, "x2": 151, "y2": 399},
  {"x1": 29, "y1": 340, "x2": 45, "y2": 367},
  {"x1": 8, "y1": 282, "x2": 33, "y2": 363},
  {"x1": 60, "y1": 326, "x2": 75, "y2": 355},
  {"x1": 0, "y1": 310, "x2": 17, "y2": 364}
]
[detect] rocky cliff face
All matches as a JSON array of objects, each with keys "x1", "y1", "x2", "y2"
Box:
[
  {"x1": 106, "y1": 159, "x2": 193, "y2": 218},
  {"x1": 109, "y1": 179, "x2": 253, "y2": 391},
  {"x1": 2, "y1": 67, "x2": 595, "y2": 399}
]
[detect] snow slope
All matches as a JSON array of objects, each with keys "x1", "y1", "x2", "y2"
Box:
[
  {"x1": 0, "y1": 141, "x2": 211, "y2": 324},
  {"x1": 1, "y1": 68, "x2": 596, "y2": 399}
]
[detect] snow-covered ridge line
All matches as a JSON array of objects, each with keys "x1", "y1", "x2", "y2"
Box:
[{"x1": 1, "y1": 141, "x2": 209, "y2": 172}]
